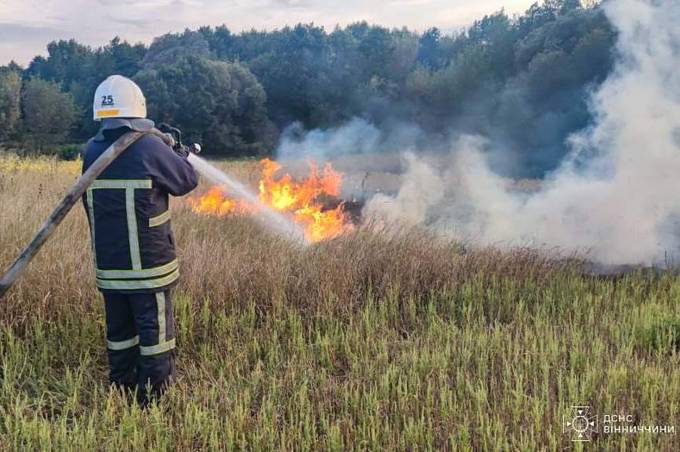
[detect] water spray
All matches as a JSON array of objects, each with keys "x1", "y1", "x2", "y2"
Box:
[{"x1": 186, "y1": 154, "x2": 308, "y2": 244}]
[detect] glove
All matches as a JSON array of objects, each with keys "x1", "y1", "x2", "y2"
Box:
[{"x1": 174, "y1": 144, "x2": 190, "y2": 159}]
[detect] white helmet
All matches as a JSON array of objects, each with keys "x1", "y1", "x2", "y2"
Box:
[{"x1": 93, "y1": 75, "x2": 147, "y2": 121}]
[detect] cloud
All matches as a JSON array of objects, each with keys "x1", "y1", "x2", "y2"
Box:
[
  {"x1": 0, "y1": 22, "x2": 74, "y2": 65},
  {"x1": 0, "y1": 0, "x2": 535, "y2": 65}
]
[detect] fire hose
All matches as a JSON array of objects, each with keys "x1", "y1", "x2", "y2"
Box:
[{"x1": 0, "y1": 126, "x2": 199, "y2": 299}]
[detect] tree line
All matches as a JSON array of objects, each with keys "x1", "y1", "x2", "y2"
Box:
[{"x1": 0, "y1": 0, "x2": 614, "y2": 176}]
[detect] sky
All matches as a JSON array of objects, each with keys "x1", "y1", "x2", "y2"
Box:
[{"x1": 0, "y1": 0, "x2": 536, "y2": 66}]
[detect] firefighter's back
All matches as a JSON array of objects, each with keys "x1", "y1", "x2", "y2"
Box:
[{"x1": 82, "y1": 128, "x2": 197, "y2": 293}]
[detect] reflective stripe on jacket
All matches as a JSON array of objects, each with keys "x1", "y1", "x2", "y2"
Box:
[{"x1": 82, "y1": 125, "x2": 198, "y2": 293}]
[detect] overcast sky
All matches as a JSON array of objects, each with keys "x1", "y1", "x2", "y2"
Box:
[{"x1": 0, "y1": 0, "x2": 535, "y2": 66}]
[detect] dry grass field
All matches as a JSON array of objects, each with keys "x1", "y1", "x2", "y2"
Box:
[{"x1": 0, "y1": 153, "x2": 679, "y2": 450}]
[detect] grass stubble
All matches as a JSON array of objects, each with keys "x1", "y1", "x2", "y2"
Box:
[{"x1": 0, "y1": 154, "x2": 678, "y2": 450}]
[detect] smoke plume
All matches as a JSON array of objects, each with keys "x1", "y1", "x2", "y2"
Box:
[
  {"x1": 276, "y1": 118, "x2": 427, "y2": 162},
  {"x1": 367, "y1": 0, "x2": 680, "y2": 265}
]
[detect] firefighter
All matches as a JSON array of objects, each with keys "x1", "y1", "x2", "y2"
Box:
[{"x1": 82, "y1": 75, "x2": 198, "y2": 406}]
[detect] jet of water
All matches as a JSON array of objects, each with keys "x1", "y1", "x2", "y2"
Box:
[{"x1": 187, "y1": 154, "x2": 308, "y2": 244}]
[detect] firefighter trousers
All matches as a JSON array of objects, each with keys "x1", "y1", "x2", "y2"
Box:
[{"x1": 103, "y1": 290, "x2": 176, "y2": 405}]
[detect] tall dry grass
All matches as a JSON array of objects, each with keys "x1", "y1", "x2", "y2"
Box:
[{"x1": 0, "y1": 154, "x2": 679, "y2": 450}]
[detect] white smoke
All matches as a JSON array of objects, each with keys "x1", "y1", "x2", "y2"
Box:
[
  {"x1": 367, "y1": 153, "x2": 445, "y2": 225},
  {"x1": 276, "y1": 118, "x2": 382, "y2": 161},
  {"x1": 365, "y1": 0, "x2": 680, "y2": 265},
  {"x1": 276, "y1": 117, "x2": 427, "y2": 162}
]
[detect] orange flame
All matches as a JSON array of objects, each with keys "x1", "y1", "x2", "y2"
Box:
[
  {"x1": 188, "y1": 186, "x2": 247, "y2": 215},
  {"x1": 189, "y1": 159, "x2": 351, "y2": 242}
]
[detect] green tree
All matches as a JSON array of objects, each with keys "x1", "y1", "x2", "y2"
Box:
[
  {"x1": 26, "y1": 40, "x2": 95, "y2": 91},
  {"x1": 21, "y1": 78, "x2": 78, "y2": 149},
  {"x1": 417, "y1": 28, "x2": 443, "y2": 69},
  {"x1": 0, "y1": 66, "x2": 22, "y2": 141},
  {"x1": 135, "y1": 56, "x2": 273, "y2": 156},
  {"x1": 143, "y1": 30, "x2": 212, "y2": 68},
  {"x1": 246, "y1": 24, "x2": 331, "y2": 127}
]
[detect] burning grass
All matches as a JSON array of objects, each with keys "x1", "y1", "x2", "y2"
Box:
[
  {"x1": 0, "y1": 155, "x2": 679, "y2": 450},
  {"x1": 188, "y1": 158, "x2": 352, "y2": 242}
]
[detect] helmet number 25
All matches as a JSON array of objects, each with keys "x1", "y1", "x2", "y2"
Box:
[{"x1": 101, "y1": 95, "x2": 115, "y2": 106}]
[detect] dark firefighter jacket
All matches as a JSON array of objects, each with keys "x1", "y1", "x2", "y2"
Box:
[{"x1": 82, "y1": 119, "x2": 198, "y2": 293}]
